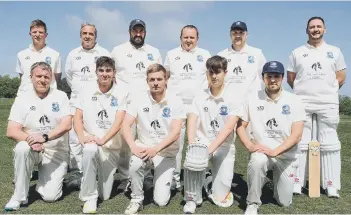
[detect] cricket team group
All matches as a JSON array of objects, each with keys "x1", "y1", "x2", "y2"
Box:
[{"x1": 4, "y1": 16, "x2": 346, "y2": 214}]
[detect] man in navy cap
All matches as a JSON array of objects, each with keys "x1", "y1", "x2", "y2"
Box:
[
  {"x1": 237, "y1": 61, "x2": 306, "y2": 215},
  {"x1": 218, "y1": 21, "x2": 266, "y2": 98},
  {"x1": 111, "y1": 19, "x2": 162, "y2": 192}
]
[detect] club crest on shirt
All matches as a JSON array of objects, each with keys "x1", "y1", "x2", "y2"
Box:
[
  {"x1": 197, "y1": 55, "x2": 203, "y2": 62},
  {"x1": 162, "y1": 107, "x2": 171, "y2": 118},
  {"x1": 282, "y1": 104, "x2": 290, "y2": 115},
  {"x1": 45, "y1": 56, "x2": 51, "y2": 65},
  {"x1": 247, "y1": 56, "x2": 255, "y2": 64},
  {"x1": 30, "y1": 106, "x2": 36, "y2": 111},
  {"x1": 147, "y1": 53, "x2": 154, "y2": 61},
  {"x1": 52, "y1": 102, "x2": 60, "y2": 112},
  {"x1": 219, "y1": 105, "x2": 228, "y2": 116},
  {"x1": 327, "y1": 52, "x2": 334, "y2": 59},
  {"x1": 111, "y1": 97, "x2": 118, "y2": 107}
]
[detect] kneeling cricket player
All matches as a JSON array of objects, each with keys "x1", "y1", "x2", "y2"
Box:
[
  {"x1": 183, "y1": 55, "x2": 242, "y2": 214},
  {"x1": 5, "y1": 62, "x2": 72, "y2": 211},
  {"x1": 72, "y1": 56, "x2": 128, "y2": 213},
  {"x1": 122, "y1": 64, "x2": 185, "y2": 214},
  {"x1": 237, "y1": 61, "x2": 305, "y2": 215}
]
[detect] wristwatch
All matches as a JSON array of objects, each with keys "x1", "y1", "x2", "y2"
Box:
[{"x1": 42, "y1": 134, "x2": 49, "y2": 142}]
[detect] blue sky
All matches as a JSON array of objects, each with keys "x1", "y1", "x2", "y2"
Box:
[{"x1": 0, "y1": 1, "x2": 350, "y2": 96}]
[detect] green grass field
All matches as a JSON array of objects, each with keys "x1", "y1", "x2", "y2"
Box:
[{"x1": 0, "y1": 101, "x2": 350, "y2": 214}]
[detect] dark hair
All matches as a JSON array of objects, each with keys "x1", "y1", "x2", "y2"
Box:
[
  {"x1": 206, "y1": 55, "x2": 227, "y2": 73},
  {"x1": 146, "y1": 63, "x2": 168, "y2": 79},
  {"x1": 96, "y1": 56, "x2": 116, "y2": 71},
  {"x1": 30, "y1": 19, "x2": 47, "y2": 32},
  {"x1": 307, "y1": 16, "x2": 325, "y2": 28},
  {"x1": 180, "y1": 25, "x2": 199, "y2": 38}
]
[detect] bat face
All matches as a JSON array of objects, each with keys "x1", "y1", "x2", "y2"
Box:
[{"x1": 309, "y1": 141, "x2": 320, "y2": 198}]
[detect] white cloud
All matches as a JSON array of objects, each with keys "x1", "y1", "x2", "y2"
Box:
[{"x1": 138, "y1": 1, "x2": 213, "y2": 14}]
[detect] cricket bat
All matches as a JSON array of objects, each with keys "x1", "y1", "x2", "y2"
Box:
[{"x1": 308, "y1": 113, "x2": 320, "y2": 198}]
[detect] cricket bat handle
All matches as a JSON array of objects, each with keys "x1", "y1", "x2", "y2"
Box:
[{"x1": 312, "y1": 113, "x2": 317, "y2": 141}]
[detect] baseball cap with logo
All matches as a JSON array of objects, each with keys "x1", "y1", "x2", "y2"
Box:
[
  {"x1": 129, "y1": 19, "x2": 146, "y2": 31},
  {"x1": 230, "y1": 21, "x2": 247, "y2": 31},
  {"x1": 262, "y1": 61, "x2": 285, "y2": 75}
]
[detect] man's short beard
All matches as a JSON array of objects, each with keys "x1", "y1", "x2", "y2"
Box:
[{"x1": 130, "y1": 36, "x2": 145, "y2": 47}]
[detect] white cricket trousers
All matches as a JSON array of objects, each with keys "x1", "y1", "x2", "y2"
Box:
[
  {"x1": 11, "y1": 141, "x2": 68, "y2": 202},
  {"x1": 294, "y1": 108, "x2": 341, "y2": 190},
  {"x1": 69, "y1": 128, "x2": 82, "y2": 172},
  {"x1": 79, "y1": 144, "x2": 120, "y2": 201},
  {"x1": 247, "y1": 152, "x2": 294, "y2": 207},
  {"x1": 129, "y1": 154, "x2": 175, "y2": 206},
  {"x1": 174, "y1": 120, "x2": 186, "y2": 184}
]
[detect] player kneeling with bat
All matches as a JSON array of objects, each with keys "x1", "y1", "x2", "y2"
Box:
[
  {"x1": 5, "y1": 62, "x2": 72, "y2": 211},
  {"x1": 237, "y1": 61, "x2": 306, "y2": 215},
  {"x1": 72, "y1": 57, "x2": 128, "y2": 214},
  {"x1": 122, "y1": 64, "x2": 185, "y2": 214},
  {"x1": 183, "y1": 55, "x2": 242, "y2": 214}
]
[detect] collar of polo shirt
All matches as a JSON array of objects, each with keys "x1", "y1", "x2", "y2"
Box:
[
  {"x1": 147, "y1": 90, "x2": 170, "y2": 104},
  {"x1": 32, "y1": 86, "x2": 54, "y2": 99},
  {"x1": 305, "y1": 40, "x2": 326, "y2": 50},
  {"x1": 79, "y1": 42, "x2": 99, "y2": 53},
  {"x1": 93, "y1": 81, "x2": 116, "y2": 96},
  {"x1": 229, "y1": 43, "x2": 249, "y2": 54},
  {"x1": 180, "y1": 45, "x2": 197, "y2": 53},
  {"x1": 29, "y1": 44, "x2": 47, "y2": 52},
  {"x1": 263, "y1": 88, "x2": 284, "y2": 103},
  {"x1": 128, "y1": 41, "x2": 145, "y2": 51},
  {"x1": 204, "y1": 86, "x2": 226, "y2": 102}
]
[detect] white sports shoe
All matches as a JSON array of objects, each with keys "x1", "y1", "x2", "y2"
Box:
[
  {"x1": 244, "y1": 203, "x2": 259, "y2": 215},
  {"x1": 4, "y1": 198, "x2": 28, "y2": 211},
  {"x1": 183, "y1": 201, "x2": 197, "y2": 214},
  {"x1": 125, "y1": 201, "x2": 143, "y2": 214},
  {"x1": 83, "y1": 199, "x2": 97, "y2": 214},
  {"x1": 327, "y1": 187, "x2": 340, "y2": 198},
  {"x1": 293, "y1": 184, "x2": 302, "y2": 195}
]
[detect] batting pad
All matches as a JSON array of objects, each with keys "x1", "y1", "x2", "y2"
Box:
[
  {"x1": 184, "y1": 169, "x2": 205, "y2": 203},
  {"x1": 321, "y1": 151, "x2": 341, "y2": 190}
]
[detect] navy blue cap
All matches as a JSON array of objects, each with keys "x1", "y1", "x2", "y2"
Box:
[
  {"x1": 129, "y1": 19, "x2": 146, "y2": 31},
  {"x1": 230, "y1": 21, "x2": 247, "y2": 31},
  {"x1": 262, "y1": 61, "x2": 285, "y2": 75}
]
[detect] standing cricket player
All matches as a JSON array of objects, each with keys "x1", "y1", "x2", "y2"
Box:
[
  {"x1": 237, "y1": 61, "x2": 305, "y2": 215},
  {"x1": 164, "y1": 25, "x2": 211, "y2": 190},
  {"x1": 287, "y1": 17, "x2": 347, "y2": 197},
  {"x1": 64, "y1": 23, "x2": 111, "y2": 189},
  {"x1": 5, "y1": 62, "x2": 72, "y2": 211},
  {"x1": 183, "y1": 55, "x2": 241, "y2": 214},
  {"x1": 16, "y1": 19, "x2": 61, "y2": 96},
  {"x1": 122, "y1": 64, "x2": 185, "y2": 214},
  {"x1": 218, "y1": 21, "x2": 266, "y2": 98},
  {"x1": 111, "y1": 19, "x2": 162, "y2": 191},
  {"x1": 72, "y1": 56, "x2": 128, "y2": 213}
]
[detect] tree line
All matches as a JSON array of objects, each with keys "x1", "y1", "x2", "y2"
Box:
[{"x1": 0, "y1": 75, "x2": 350, "y2": 115}]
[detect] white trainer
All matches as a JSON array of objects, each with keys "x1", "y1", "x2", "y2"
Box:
[
  {"x1": 4, "y1": 198, "x2": 28, "y2": 211},
  {"x1": 327, "y1": 187, "x2": 340, "y2": 198},
  {"x1": 244, "y1": 203, "x2": 259, "y2": 215},
  {"x1": 125, "y1": 201, "x2": 143, "y2": 214},
  {"x1": 83, "y1": 198, "x2": 97, "y2": 214},
  {"x1": 183, "y1": 201, "x2": 196, "y2": 214}
]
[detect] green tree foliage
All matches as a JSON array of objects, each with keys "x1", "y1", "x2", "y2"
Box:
[
  {"x1": 0, "y1": 75, "x2": 20, "y2": 98},
  {"x1": 339, "y1": 95, "x2": 351, "y2": 116}
]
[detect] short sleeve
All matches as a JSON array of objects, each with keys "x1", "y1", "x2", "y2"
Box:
[
  {"x1": 188, "y1": 98, "x2": 200, "y2": 117},
  {"x1": 8, "y1": 97, "x2": 26, "y2": 125},
  {"x1": 171, "y1": 98, "x2": 186, "y2": 120},
  {"x1": 126, "y1": 95, "x2": 138, "y2": 117},
  {"x1": 15, "y1": 55, "x2": 23, "y2": 74},
  {"x1": 55, "y1": 54, "x2": 62, "y2": 74},
  {"x1": 240, "y1": 98, "x2": 250, "y2": 123},
  {"x1": 117, "y1": 91, "x2": 128, "y2": 112},
  {"x1": 59, "y1": 93, "x2": 71, "y2": 117},
  {"x1": 335, "y1": 49, "x2": 347, "y2": 72},
  {"x1": 163, "y1": 53, "x2": 170, "y2": 71},
  {"x1": 287, "y1": 52, "x2": 296, "y2": 73},
  {"x1": 292, "y1": 97, "x2": 306, "y2": 123}
]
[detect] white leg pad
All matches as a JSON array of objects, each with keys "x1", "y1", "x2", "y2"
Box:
[{"x1": 321, "y1": 150, "x2": 341, "y2": 190}]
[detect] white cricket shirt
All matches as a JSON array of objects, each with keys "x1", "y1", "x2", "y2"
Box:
[
  {"x1": 218, "y1": 44, "x2": 266, "y2": 100},
  {"x1": 8, "y1": 88, "x2": 70, "y2": 151},
  {"x1": 16, "y1": 44, "x2": 61, "y2": 95},
  {"x1": 73, "y1": 82, "x2": 128, "y2": 150},
  {"x1": 65, "y1": 43, "x2": 111, "y2": 97},
  {"x1": 287, "y1": 42, "x2": 347, "y2": 109},
  {"x1": 127, "y1": 90, "x2": 186, "y2": 157},
  {"x1": 189, "y1": 85, "x2": 242, "y2": 147},
  {"x1": 241, "y1": 89, "x2": 306, "y2": 159},
  {"x1": 111, "y1": 42, "x2": 162, "y2": 94},
  {"x1": 164, "y1": 46, "x2": 211, "y2": 105}
]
